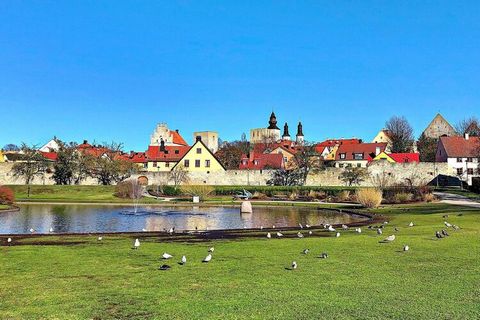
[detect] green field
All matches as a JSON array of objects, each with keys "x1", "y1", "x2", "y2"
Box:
[
  {"x1": 0, "y1": 204, "x2": 9, "y2": 210},
  {"x1": 1, "y1": 203, "x2": 479, "y2": 319}
]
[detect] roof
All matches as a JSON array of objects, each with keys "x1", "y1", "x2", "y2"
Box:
[
  {"x1": 252, "y1": 140, "x2": 298, "y2": 154},
  {"x1": 145, "y1": 145, "x2": 190, "y2": 162},
  {"x1": 170, "y1": 130, "x2": 188, "y2": 146},
  {"x1": 438, "y1": 136, "x2": 480, "y2": 158},
  {"x1": 335, "y1": 143, "x2": 388, "y2": 161},
  {"x1": 388, "y1": 153, "x2": 420, "y2": 163},
  {"x1": 40, "y1": 151, "x2": 58, "y2": 161},
  {"x1": 315, "y1": 138, "x2": 362, "y2": 153},
  {"x1": 239, "y1": 152, "x2": 284, "y2": 170},
  {"x1": 126, "y1": 152, "x2": 148, "y2": 163}
]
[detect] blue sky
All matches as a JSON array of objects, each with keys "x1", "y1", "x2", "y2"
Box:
[{"x1": 1, "y1": 1, "x2": 479, "y2": 151}]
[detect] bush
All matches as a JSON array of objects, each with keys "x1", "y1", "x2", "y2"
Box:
[
  {"x1": 422, "y1": 193, "x2": 436, "y2": 202},
  {"x1": 252, "y1": 191, "x2": 269, "y2": 200},
  {"x1": 0, "y1": 186, "x2": 14, "y2": 204},
  {"x1": 114, "y1": 180, "x2": 144, "y2": 199},
  {"x1": 180, "y1": 185, "x2": 215, "y2": 201},
  {"x1": 147, "y1": 185, "x2": 181, "y2": 197},
  {"x1": 307, "y1": 190, "x2": 326, "y2": 200},
  {"x1": 335, "y1": 190, "x2": 351, "y2": 202},
  {"x1": 393, "y1": 192, "x2": 413, "y2": 204},
  {"x1": 355, "y1": 188, "x2": 382, "y2": 208},
  {"x1": 288, "y1": 191, "x2": 299, "y2": 200}
]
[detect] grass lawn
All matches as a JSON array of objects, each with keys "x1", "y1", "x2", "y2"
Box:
[
  {"x1": 0, "y1": 204, "x2": 9, "y2": 210},
  {"x1": 1, "y1": 202, "x2": 479, "y2": 319}
]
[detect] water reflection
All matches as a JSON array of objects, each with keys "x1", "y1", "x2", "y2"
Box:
[{"x1": 0, "y1": 204, "x2": 367, "y2": 234}]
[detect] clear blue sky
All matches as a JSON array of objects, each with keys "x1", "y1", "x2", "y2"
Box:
[{"x1": 1, "y1": 1, "x2": 479, "y2": 151}]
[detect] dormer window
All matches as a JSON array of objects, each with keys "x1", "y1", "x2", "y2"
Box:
[
  {"x1": 354, "y1": 153, "x2": 364, "y2": 160},
  {"x1": 340, "y1": 153, "x2": 346, "y2": 159}
]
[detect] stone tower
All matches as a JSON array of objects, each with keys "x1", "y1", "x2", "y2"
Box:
[
  {"x1": 422, "y1": 114, "x2": 456, "y2": 138},
  {"x1": 296, "y1": 122, "x2": 304, "y2": 144}
]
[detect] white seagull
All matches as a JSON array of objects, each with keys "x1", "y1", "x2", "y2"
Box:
[
  {"x1": 168, "y1": 227, "x2": 174, "y2": 235},
  {"x1": 384, "y1": 235, "x2": 396, "y2": 242},
  {"x1": 308, "y1": 230, "x2": 313, "y2": 235},
  {"x1": 97, "y1": 236, "x2": 103, "y2": 241},
  {"x1": 133, "y1": 238, "x2": 140, "y2": 249},
  {"x1": 355, "y1": 228, "x2": 362, "y2": 233},
  {"x1": 297, "y1": 232, "x2": 304, "y2": 238},
  {"x1": 181, "y1": 255, "x2": 187, "y2": 265},
  {"x1": 208, "y1": 247, "x2": 215, "y2": 253},
  {"x1": 29, "y1": 228, "x2": 34, "y2": 233},
  {"x1": 408, "y1": 222, "x2": 414, "y2": 227},
  {"x1": 142, "y1": 228, "x2": 147, "y2": 232},
  {"x1": 444, "y1": 221, "x2": 452, "y2": 228},
  {"x1": 342, "y1": 224, "x2": 348, "y2": 230},
  {"x1": 403, "y1": 245, "x2": 410, "y2": 251},
  {"x1": 305, "y1": 224, "x2": 311, "y2": 228},
  {"x1": 267, "y1": 232, "x2": 272, "y2": 239},
  {"x1": 7, "y1": 237, "x2": 12, "y2": 243},
  {"x1": 377, "y1": 228, "x2": 383, "y2": 235},
  {"x1": 276, "y1": 232, "x2": 284, "y2": 237},
  {"x1": 302, "y1": 249, "x2": 310, "y2": 254},
  {"x1": 292, "y1": 261, "x2": 297, "y2": 270},
  {"x1": 203, "y1": 254, "x2": 212, "y2": 263},
  {"x1": 336, "y1": 232, "x2": 341, "y2": 238},
  {"x1": 162, "y1": 252, "x2": 173, "y2": 259},
  {"x1": 328, "y1": 225, "x2": 336, "y2": 232},
  {"x1": 299, "y1": 223, "x2": 303, "y2": 229},
  {"x1": 49, "y1": 227, "x2": 54, "y2": 233}
]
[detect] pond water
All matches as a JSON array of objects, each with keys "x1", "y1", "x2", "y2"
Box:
[{"x1": 0, "y1": 204, "x2": 368, "y2": 234}]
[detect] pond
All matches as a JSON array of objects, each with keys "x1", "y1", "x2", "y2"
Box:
[{"x1": 0, "y1": 204, "x2": 368, "y2": 234}]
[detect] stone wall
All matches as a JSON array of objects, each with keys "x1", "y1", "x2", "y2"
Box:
[{"x1": 0, "y1": 161, "x2": 453, "y2": 187}]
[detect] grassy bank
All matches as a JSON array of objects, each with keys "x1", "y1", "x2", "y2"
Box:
[
  {"x1": 0, "y1": 204, "x2": 9, "y2": 210},
  {"x1": 1, "y1": 202, "x2": 479, "y2": 319}
]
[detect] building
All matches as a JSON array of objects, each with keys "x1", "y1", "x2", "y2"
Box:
[
  {"x1": 372, "y1": 129, "x2": 392, "y2": 152},
  {"x1": 39, "y1": 138, "x2": 60, "y2": 153},
  {"x1": 173, "y1": 138, "x2": 226, "y2": 173},
  {"x1": 144, "y1": 142, "x2": 190, "y2": 172},
  {"x1": 371, "y1": 152, "x2": 420, "y2": 164},
  {"x1": 239, "y1": 152, "x2": 285, "y2": 170},
  {"x1": 250, "y1": 112, "x2": 281, "y2": 143},
  {"x1": 435, "y1": 135, "x2": 480, "y2": 185},
  {"x1": 193, "y1": 131, "x2": 219, "y2": 153},
  {"x1": 150, "y1": 123, "x2": 188, "y2": 146},
  {"x1": 334, "y1": 143, "x2": 387, "y2": 168},
  {"x1": 315, "y1": 138, "x2": 362, "y2": 160},
  {"x1": 422, "y1": 113, "x2": 457, "y2": 139}
]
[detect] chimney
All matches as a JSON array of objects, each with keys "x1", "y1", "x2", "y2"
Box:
[
  {"x1": 160, "y1": 139, "x2": 165, "y2": 152},
  {"x1": 196, "y1": 136, "x2": 202, "y2": 142},
  {"x1": 176, "y1": 129, "x2": 179, "y2": 133},
  {"x1": 465, "y1": 133, "x2": 470, "y2": 140},
  {"x1": 249, "y1": 151, "x2": 255, "y2": 162},
  {"x1": 83, "y1": 140, "x2": 88, "y2": 144}
]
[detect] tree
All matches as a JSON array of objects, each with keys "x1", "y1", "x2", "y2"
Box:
[
  {"x1": 169, "y1": 164, "x2": 189, "y2": 190},
  {"x1": 52, "y1": 141, "x2": 78, "y2": 185},
  {"x1": 455, "y1": 117, "x2": 480, "y2": 137},
  {"x1": 291, "y1": 142, "x2": 324, "y2": 186},
  {"x1": 385, "y1": 116, "x2": 414, "y2": 153},
  {"x1": 215, "y1": 133, "x2": 251, "y2": 169},
  {"x1": 370, "y1": 170, "x2": 395, "y2": 190},
  {"x1": 2, "y1": 144, "x2": 20, "y2": 152},
  {"x1": 267, "y1": 169, "x2": 301, "y2": 186},
  {"x1": 417, "y1": 133, "x2": 438, "y2": 162},
  {"x1": 86, "y1": 142, "x2": 136, "y2": 185},
  {"x1": 11, "y1": 143, "x2": 49, "y2": 197},
  {"x1": 339, "y1": 167, "x2": 368, "y2": 186}
]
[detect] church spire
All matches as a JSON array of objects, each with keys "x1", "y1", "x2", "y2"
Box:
[
  {"x1": 268, "y1": 112, "x2": 280, "y2": 130},
  {"x1": 282, "y1": 122, "x2": 291, "y2": 140},
  {"x1": 296, "y1": 122, "x2": 304, "y2": 144}
]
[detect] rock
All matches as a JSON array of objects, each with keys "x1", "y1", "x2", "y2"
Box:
[{"x1": 240, "y1": 201, "x2": 253, "y2": 213}]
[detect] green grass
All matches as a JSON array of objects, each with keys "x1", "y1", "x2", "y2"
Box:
[
  {"x1": 0, "y1": 204, "x2": 9, "y2": 210},
  {"x1": 1, "y1": 202, "x2": 479, "y2": 319}
]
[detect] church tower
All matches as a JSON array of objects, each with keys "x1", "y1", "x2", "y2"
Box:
[
  {"x1": 282, "y1": 122, "x2": 291, "y2": 140},
  {"x1": 268, "y1": 112, "x2": 280, "y2": 130},
  {"x1": 296, "y1": 122, "x2": 304, "y2": 144}
]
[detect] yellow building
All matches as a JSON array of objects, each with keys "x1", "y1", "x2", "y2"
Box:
[
  {"x1": 173, "y1": 139, "x2": 226, "y2": 173},
  {"x1": 0, "y1": 150, "x2": 5, "y2": 162},
  {"x1": 372, "y1": 129, "x2": 392, "y2": 152},
  {"x1": 269, "y1": 146, "x2": 296, "y2": 169},
  {"x1": 371, "y1": 151, "x2": 396, "y2": 163}
]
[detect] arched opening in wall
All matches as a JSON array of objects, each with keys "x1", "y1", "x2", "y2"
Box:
[{"x1": 137, "y1": 176, "x2": 149, "y2": 186}]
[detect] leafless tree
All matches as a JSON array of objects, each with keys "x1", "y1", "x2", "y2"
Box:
[
  {"x1": 455, "y1": 116, "x2": 480, "y2": 137},
  {"x1": 385, "y1": 116, "x2": 414, "y2": 153},
  {"x1": 291, "y1": 142, "x2": 324, "y2": 185},
  {"x1": 370, "y1": 170, "x2": 395, "y2": 190},
  {"x1": 11, "y1": 143, "x2": 49, "y2": 197},
  {"x1": 215, "y1": 133, "x2": 251, "y2": 170},
  {"x1": 169, "y1": 164, "x2": 189, "y2": 190},
  {"x1": 339, "y1": 167, "x2": 368, "y2": 186}
]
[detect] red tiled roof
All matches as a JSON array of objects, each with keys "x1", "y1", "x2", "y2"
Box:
[
  {"x1": 439, "y1": 136, "x2": 480, "y2": 158},
  {"x1": 388, "y1": 153, "x2": 420, "y2": 163},
  {"x1": 253, "y1": 140, "x2": 298, "y2": 154},
  {"x1": 239, "y1": 153, "x2": 285, "y2": 170},
  {"x1": 315, "y1": 139, "x2": 362, "y2": 153},
  {"x1": 126, "y1": 152, "x2": 148, "y2": 163},
  {"x1": 335, "y1": 143, "x2": 387, "y2": 161},
  {"x1": 170, "y1": 130, "x2": 188, "y2": 146},
  {"x1": 40, "y1": 151, "x2": 58, "y2": 161},
  {"x1": 145, "y1": 145, "x2": 190, "y2": 161}
]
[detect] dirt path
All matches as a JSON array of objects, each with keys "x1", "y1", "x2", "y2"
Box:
[{"x1": 434, "y1": 192, "x2": 480, "y2": 208}]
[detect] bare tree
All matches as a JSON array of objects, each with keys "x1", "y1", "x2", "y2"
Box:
[
  {"x1": 169, "y1": 164, "x2": 189, "y2": 190},
  {"x1": 455, "y1": 117, "x2": 480, "y2": 137},
  {"x1": 267, "y1": 169, "x2": 301, "y2": 186},
  {"x1": 291, "y1": 142, "x2": 324, "y2": 185},
  {"x1": 215, "y1": 133, "x2": 251, "y2": 169},
  {"x1": 11, "y1": 143, "x2": 49, "y2": 197},
  {"x1": 385, "y1": 116, "x2": 414, "y2": 153},
  {"x1": 370, "y1": 170, "x2": 395, "y2": 190},
  {"x1": 339, "y1": 167, "x2": 368, "y2": 186},
  {"x1": 2, "y1": 144, "x2": 20, "y2": 152}
]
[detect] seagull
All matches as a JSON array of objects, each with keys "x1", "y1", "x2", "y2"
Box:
[
  {"x1": 444, "y1": 221, "x2": 452, "y2": 228},
  {"x1": 336, "y1": 232, "x2": 341, "y2": 238},
  {"x1": 342, "y1": 224, "x2": 348, "y2": 230},
  {"x1": 355, "y1": 228, "x2": 362, "y2": 233},
  {"x1": 276, "y1": 232, "x2": 283, "y2": 238},
  {"x1": 302, "y1": 249, "x2": 310, "y2": 254},
  {"x1": 7, "y1": 237, "x2": 12, "y2": 243},
  {"x1": 267, "y1": 232, "x2": 271, "y2": 239},
  {"x1": 260, "y1": 226, "x2": 264, "y2": 230},
  {"x1": 297, "y1": 232, "x2": 304, "y2": 238},
  {"x1": 452, "y1": 225, "x2": 460, "y2": 230},
  {"x1": 383, "y1": 235, "x2": 396, "y2": 242},
  {"x1": 203, "y1": 254, "x2": 212, "y2": 263},
  {"x1": 403, "y1": 245, "x2": 410, "y2": 251},
  {"x1": 291, "y1": 261, "x2": 297, "y2": 270},
  {"x1": 408, "y1": 222, "x2": 414, "y2": 227},
  {"x1": 442, "y1": 214, "x2": 449, "y2": 218},
  {"x1": 394, "y1": 227, "x2": 399, "y2": 232},
  {"x1": 97, "y1": 236, "x2": 103, "y2": 241},
  {"x1": 29, "y1": 228, "x2": 34, "y2": 233},
  {"x1": 308, "y1": 230, "x2": 313, "y2": 235},
  {"x1": 159, "y1": 264, "x2": 171, "y2": 271},
  {"x1": 441, "y1": 229, "x2": 449, "y2": 237},
  {"x1": 383, "y1": 221, "x2": 389, "y2": 225},
  {"x1": 272, "y1": 225, "x2": 276, "y2": 229},
  {"x1": 49, "y1": 227, "x2": 54, "y2": 233},
  {"x1": 305, "y1": 224, "x2": 311, "y2": 228},
  {"x1": 319, "y1": 252, "x2": 329, "y2": 259},
  {"x1": 435, "y1": 231, "x2": 443, "y2": 239},
  {"x1": 377, "y1": 228, "x2": 383, "y2": 235},
  {"x1": 168, "y1": 227, "x2": 174, "y2": 235},
  {"x1": 299, "y1": 223, "x2": 303, "y2": 229},
  {"x1": 208, "y1": 247, "x2": 215, "y2": 253},
  {"x1": 162, "y1": 252, "x2": 173, "y2": 259},
  {"x1": 142, "y1": 228, "x2": 147, "y2": 232},
  {"x1": 328, "y1": 225, "x2": 336, "y2": 232},
  {"x1": 180, "y1": 255, "x2": 187, "y2": 265},
  {"x1": 133, "y1": 238, "x2": 140, "y2": 249}
]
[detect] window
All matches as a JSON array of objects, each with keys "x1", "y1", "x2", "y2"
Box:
[
  {"x1": 205, "y1": 160, "x2": 210, "y2": 167},
  {"x1": 467, "y1": 168, "x2": 474, "y2": 175},
  {"x1": 457, "y1": 168, "x2": 463, "y2": 175},
  {"x1": 242, "y1": 160, "x2": 247, "y2": 165},
  {"x1": 153, "y1": 162, "x2": 157, "y2": 167},
  {"x1": 196, "y1": 148, "x2": 202, "y2": 154},
  {"x1": 457, "y1": 157, "x2": 463, "y2": 163},
  {"x1": 195, "y1": 160, "x2": 201, "y2": 167},
  {"x1": 467, "y1": 157, "x2": 473, "y2": 162},
  {"x1": 354, "y1": 153, "x2": 363, "y2": 160},
  {"x1": 165, "y1": 162, "x2": 170, "y2": 167},
  {"x1": 254, "y1": 160, "x2": 259, "y2": 165},
  {"x1": 143, "y1": 163, "x2": 148, "y2": 168},
  {"x1": 174, "y1": 150, "x2": 179, "y2": 154},
  {"x1": 340, "y1": 153, "x2": 346, "y2": 159},
  {"x1": 184, "y1": 160, "x2": 189, "y2": 167},
  {"x1": 357, "y1": 163, "x2": 362, "y2": 168},
  {"x1": 284, "y1": 157, "x2": 288, "y2": 163}
]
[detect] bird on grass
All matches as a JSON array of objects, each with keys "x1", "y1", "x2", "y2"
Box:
[
  {"x1": 442, "y1": 229, "x2": 449, "y2": 237},
  {"x1": 435, "y1": 231, "x2": 443, "y2": 239},
  {"x1": 308, "y1": 230, "x2": 313, "y2": 235},
  {"x1": 302, "y1": 249, "x2": 310, "y2": 254},
  {"x1": 297, "y1": 232, "x2": 304, "y2": 238},
  {"x1": 292, "y1": 261, "x2": 298, "y2": 270},
  {"x1": 394, "y1": 227, "x2": 399, "y2": 232},
  {"x1": 267, "y1": 232, "x2": 272, "y2": 239},
  {"x1": 162, "y1": 252, "x2": 173, "y2": 259},
  {"x1": 408, "y1": 222, "x2": 414, "y2": 227},
  {"x1": 260, "y1": 226, "x2": 264, "y2": 230},
  {"x1": 457, "y1": 213, "x2": 463, "y2": 217},
  {"x1": 159, "y1": 264, "x2": 171, "y2": 271},
  {"x1": 377, "y1": 228, "x2": 383, "y2": 235},
  {"x1": 444, "y1": 221, "x2": 452, "y2": 228},
  {"x1": 29, "y1": 228, "x2": 35, "y2": 234},
  {"x1": 319, "y1": 253, "x2": 329, "y2": 259},
  {"x1": 328, "y1": 225, "x2": 336, "y2": 232},
  {"x1": 299, "y1": 223, "x2": 303, "y2": 229},
  {"x1": 180, "y1": 255, "x2": 187, "y2": 265},
  {"x1": 7, "y1": 237, "x2": 12, "y2": 244},
  {"x1": 208, "y1": 247, "x2": 215, "y2": 253},
  {"x1": 403, "y1": 245, "x2": 410, "y2": 252},
  {"x1": 97, "y1": 236, "x2": 103, "y2": 241},
  {"x1": 305, "y1": 224, "x2": 311, "y2": 228},
  {"x1": 383, "y1": 235, "x2": 396, "y2": 242},
  {"x1": 276, "y1": 232, "x2": 284, "y2": 238},
  {"x1": 272, "y1": 225, "x2": 276, "y2": 229},
  {"x1": 168, "y1": 227, "x2": 174, "y2": 235},
  {"x1": 342, "y1": 224, "x2": 348, "y2": 230},
  {"x1": 336, "y1": 232, "x2": 341, "y2": 238},
  {"x1": 49, "y1": 227, "x2": 54, "y2": 233},
  {"x1": 133, "y1": 238, "x2": 140, "y2": 249},
  {"x1": 452, "y1": 225, "x2": 460, "y2": 231},
  {"x1": 442, "y1": 214, "x2": 449, "y2": 219},
  {"x1": 355, "y1": 228, "x2": 362, "y2": 233},
  {"x1": 203, "y1": 254, "x2": 212, "y2": 263}
]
